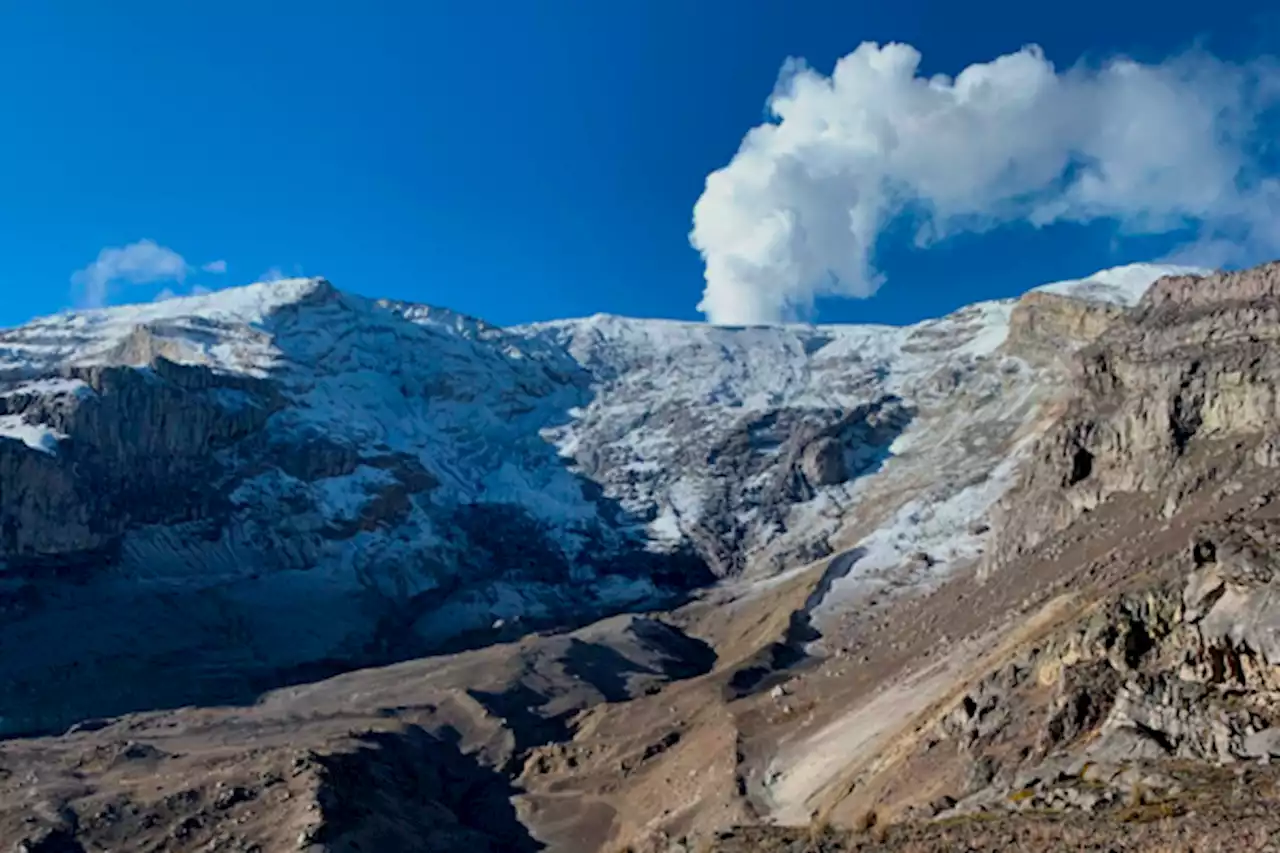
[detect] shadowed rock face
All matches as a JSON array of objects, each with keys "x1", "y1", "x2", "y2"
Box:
[
  {"x1": 680, "y1": 397, "x2": 914, "y2": 576},
  {"x1": 791, "y1": 398, "x2": 913, "y2": 496},
  {"x1": 0, "y1": 286, "x2": 722, "y2": 735},
  {"x1": 0, "y1": 361, "x2": 279, "y2": 566},
  {"x1": 307, "y1": 727, "x2": 544, "y2": 853}
]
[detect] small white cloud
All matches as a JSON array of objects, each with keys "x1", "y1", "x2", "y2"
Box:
[
  {"x1": 258, "y1": 264, "x2": 304, "y2": 283},
  {"x1": 691, "y1": 43, "x2": 1280, "y2": 324},
  {"x1": 152, "y1": 283, "x2": 212, "y2": 303},
  {"x1": 201, "y1": 259, "x2": 228, "y2": 274},
  {"x1": 71, "y1": 239, "x2": 190, "y2": 308}
]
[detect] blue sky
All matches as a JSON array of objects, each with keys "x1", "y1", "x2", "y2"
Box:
[{"x1": 2, "y1": 1, "x2": 1278, "y2": 328}]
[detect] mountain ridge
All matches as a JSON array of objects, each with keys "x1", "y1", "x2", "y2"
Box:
[{"x1": 0, "y1": 261, "x2": 1205, "y2": 739}]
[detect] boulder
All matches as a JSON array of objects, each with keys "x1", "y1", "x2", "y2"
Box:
[{"x1": 800, "y1": 437, "x2": 846, "y2": 487}]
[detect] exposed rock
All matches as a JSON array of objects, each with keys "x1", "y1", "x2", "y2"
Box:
[
  {"x1": 990, "y1": 263, "x2": 1280, "y2": 574},
  {"x1": 0, "y1": 360, "x2": 279, "y2": 565},
  {"x1": 1038, "y1": 660, "x2": 1124, "y2": 754},
  {"x1": 1002, "y1": 290, "x2": 1130, "y2": 365},
  {"x1": 800, "y1": 436, "x2": 848, "y2": 487},
  {"x1": 1241, "y1": 728, "x2": 1280, "y2": 759},
  {"x1": 1098, "y1": 674, "x2": 1240, "y2": 761}
]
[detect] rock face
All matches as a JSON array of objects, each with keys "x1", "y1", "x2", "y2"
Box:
[
  {"x1": 0, "y1": 263, "x2": 1200, "y2": 734},
  {"x1": 991, "y1": 262, "x2": 1280, "y2": 571},
  {"x1": 930, "y1": 523, "x2": 1280, "y2": 820},
  {"x1": 864, "y1": 262, "x2": 1280, "y2": 833},
  {"x1": 0, "y1": 360, "x2": 280, "y2": 563},
  {"x1": 1001, "y1": 291, "x2": 1130, "y2": 366}
]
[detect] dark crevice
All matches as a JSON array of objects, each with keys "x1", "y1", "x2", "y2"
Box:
[{"x1": 1068, "y1": 446, "x2": 1094, "y2": 486}]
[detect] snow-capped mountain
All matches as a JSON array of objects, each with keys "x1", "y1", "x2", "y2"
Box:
[{"x1": 0, "y1": 263, "x2": 1203, "y2": 733}]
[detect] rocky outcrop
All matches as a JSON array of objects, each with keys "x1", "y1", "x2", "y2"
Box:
[
  {"x1": 792, "y1": 398, "x2": 914, "y2": 495},
  {"x1": 669, "y1": 396, "x2": 915, "y2": 576},
  {"x1": 1002, "y1": 291, "x2": 1130, "y2": 365},
  {"x1": 928, "y1": 515, "x2": 1280, "y2": 824},
  {"x1": 990, "y1": 263, "x2": 1280, "y2": 572},
  {"x1": 1143, "y1": 262, "x2": 1280, "y2": 310},
  {"x1": 0, "y1": 360, "x2": 279, "y2": 566}
]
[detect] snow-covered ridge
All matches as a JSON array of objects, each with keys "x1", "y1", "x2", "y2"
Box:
[
  {"x1": 0, "y1": 261, "x2": 1190, "y2": 544},
  {"x1": 0, "y1": 278, "x2": 329, "y2": 381},
  {"x1": 0, "y1": 261, "x2": 1186, "y2": 379},
  {"x1": 1032, "y1": 263, "x2": 1209, "y2": 306}
]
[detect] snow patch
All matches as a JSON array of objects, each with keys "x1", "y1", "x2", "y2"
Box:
[
  {"x1": 813, "y1": 436, "x2": 1036, "y2": 627},
  {"x1": 0, "y1": 378, "x2": 92, "y2": 399},
  {"x1": 0, "y1": 416, "x2": 64, "y2": 454}
]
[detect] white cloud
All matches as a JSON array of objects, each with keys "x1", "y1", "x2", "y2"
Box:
[
  {"x1": 202, "y1": 259, "x2": 228, "y2": 274},
  {"x1": 71, "y1": 239, "x2": 190, "y2": 308},
  {"x1": 153, "y1": 283, "x2": 212, "y2": 303},
  {"x1": 690, "y1": 43, "x2": 1280, "y2": 324},
  {"x1": 258, "y1": 264, "x2": 304, "y2": 283}
]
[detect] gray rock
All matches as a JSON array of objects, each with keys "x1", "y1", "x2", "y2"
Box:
[
  {"x1": 1242, "y1": 728, "x2": 1280, "y2": 759},
  {"x1": 1059, "y1": 787, "x2": 1102, "y2": 811},
  {"x1": 1039, "y1": 660, "x2": 1123, "y2": 752},
  {"x1": 800, "y1": 437, "x2": 847, "y2": 487},
  {"x1": 1088, "y1": 725, "x2": 1173, "y2": 762}
]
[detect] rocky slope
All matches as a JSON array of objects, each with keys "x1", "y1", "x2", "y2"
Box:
[
  {"x1": 10, "y1": 257, "x2": 1280, "y2": 853},
  {"x1": 702, "y1": 260, "x2": 1280, "y2": 853}
]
